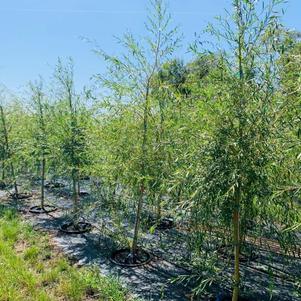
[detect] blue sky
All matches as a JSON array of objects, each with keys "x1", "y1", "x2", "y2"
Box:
[{"x1": 0, "y1": 0, "x2": 300, "y2": 93}]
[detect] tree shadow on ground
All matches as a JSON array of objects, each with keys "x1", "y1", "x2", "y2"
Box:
[{"x1": 1, "y1": 189, "x2": 300, "y2": 301}]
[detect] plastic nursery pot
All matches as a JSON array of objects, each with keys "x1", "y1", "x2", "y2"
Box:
[
  {"x1": 11, "y1": 192, "x2": 33, "y2": 200},
  {"x1": 79, "y1": 190, "x2": 90, "y2": 197},
  {"x1": 44, "y1": 182, "x2": 65, "y2": 189},
  {"x1": 29, "y1": 205, "x2": 58, "y2": 214},
  {"x1": 0, "y1": 181, "x2": 7, "y2": 189},
  {"x1": 155, "y1": 217, "x2": 174, "y2": 230},
  {"x1": 215, "y1": 293, "x2": 253, "y2": 301},
  {"x1": 110, "y1": 248, "x2": 152, "y2": 267},
  {"x1": 148, "y1": 216, "x2": 174, "y2": 231},
  {"x1": 217, "y1": 245, "x2": 258, "y2": 263},
  {"x1": 59, "y1": 221, "x2": 92, "y2": 234}
]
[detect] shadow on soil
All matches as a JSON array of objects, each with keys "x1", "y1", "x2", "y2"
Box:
[{"x1": 1, "y1": 187, "x2": 300, "y2": 301}]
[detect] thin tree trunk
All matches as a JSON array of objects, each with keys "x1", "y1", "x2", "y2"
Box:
[
  {"x1": 41, "y1": 157, "x2": 45, "y2": 209},
  {"x1": 156, "y1": 195, "x2": 162, "y2": 222},
  {"x1": 11, "y1": 162, "x2": 18, "y2": 197},
  {"x1": 72, "y1": 169, "x2": 79, "y2": 220},
  {"x1": 132, "y1": 184, "x2": 144, "y2": 255},
  {"x1": 77, "y1": 178, "x2": 80, "y2": 197},
  {"x1": 232, "y1": 210, "x2": 240, "y2": 301},
  {"x1": 36, "y1": 160, "x2": 41, "y2": 180},
  {"x1": 156, "y1": 96, "x2": 165, "y2": 223},
  {"x1": 1, "y1": 158, "x2": 5, "y2": 181},
  {"x1": 232, "y1": 184, "x2": 242, "y2": 301}
]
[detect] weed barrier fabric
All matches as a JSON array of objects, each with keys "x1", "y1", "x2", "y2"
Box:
[
  {"x1": 60, "y1": 221, "x2": 92, "y2": 234},
  {"x1": 29, "y1": 205, "x2": 58, "y2": 214},
  {"x1": 110, "y1": 248, "x2": 152, "y2": 267}
]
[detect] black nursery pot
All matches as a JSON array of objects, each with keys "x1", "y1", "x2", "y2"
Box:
[
  {"x1": 215, "y1": 293, "x2": 253, "y2": 301},
  {"x1": 217, "y1": 245, "x2": 258, "y2": 263},
  {"x1": 110, "y1": 248, "x2": 152, "y2": 267},
  {"x1": 29, "y1": 205, "x2": 57, "y2": 214},
  {"x1": 79, "y1": 190, "x2": 90, "y2": 197},
  {"x1": 147, "y1": 215, "x2": 175, "y2": 231},
  {"x1": 60, "y1": 221, "x2": 92, "y2": 234},
  {"x1": 0, "y1": 181, "x2": 7, "y2": 189},
  {"x1": 156, "y1": 217, "x2": 174, "y2": 230},
  {"x1": 11, "y1": 192, "x2": 33, "y2": 200},
  {"x1": 44, "y1": 182, "x2": 65, "y2": 189}
]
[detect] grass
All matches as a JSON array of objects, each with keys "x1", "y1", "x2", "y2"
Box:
[{"x1": 0, "y1": 206, "x2": 135, "y2": 301}]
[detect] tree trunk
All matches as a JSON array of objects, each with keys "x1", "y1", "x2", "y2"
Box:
[
  {"x1": 156, "y1": 194, "x2": 162, "y2": 222},
  {"x1": 11, "y1": 162, "x2": 18, "y2": 197},
  {"x1": 41, "y1": 157, "x2": 45, "y2": 209},
  {"x1": 1, "y1": 160, "x2": 5, "y2": 181},
  {"x1": 156, "y1": 96, "x2": 165, "y2": 224},
  {"x1": 77, "y1": 178, "x2": 80, "y2": 197},
  {"x1": 132, "y1": 184, "x2": 144, "y2": 255},
  {"x1": 72, "y1": 169, "x2": 79, "y2": 221},
  {"x1": 232, "y1": 188, "x2": 241, "y2": 301}
]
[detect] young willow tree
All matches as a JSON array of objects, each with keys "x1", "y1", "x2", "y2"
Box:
[
  {"x1": 0, "y1": 89, "x2": 29, "y2": 198},
  {"x1": 0, "y1": 98, "x2": 18, "y2": 196},
  {"x1": 29, "y1": 79, "x2": 55, "y2": 212},
  {"x1": 95, "y1": 0, "x2": 180, "y2": 259},
  {"x1": 191, "y1": 0, "x2": 286, "y2": 299},
  {"x1": 54, "y1": 59, "x2": 90, "y2": 223}
]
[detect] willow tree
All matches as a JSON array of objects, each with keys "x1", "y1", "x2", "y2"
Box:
[
  {"x1": 0, "y1": 98, "x2": 34, "y2": 201},
  {"x1": 0, "y1": 101, "x2": 18, "y2": 196},
  {"x1": 0, "y1": 89, "x2": 29, "y2": 198},
  {"x1": 29, "y1": 79, "x2": 56, "y2": 212},
  {"x1": 95, "y1": 0, "x2": 180, "y2": 259},
  {"x1": 54, "y1": 59, "x2": 90, "y2": 224},
  {"x1": 191, "y1": 0, "x2": 286, "y2": 299}
]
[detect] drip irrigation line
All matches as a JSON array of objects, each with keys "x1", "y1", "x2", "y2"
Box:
[
  {"x1": 241, "y1": 263, "x2": 298, "y2": 285},
  {"x1": 251, "y1": 257, "x2": 299, "y2": 278}
]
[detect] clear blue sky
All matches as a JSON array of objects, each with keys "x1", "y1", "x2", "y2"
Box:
[{"x1": 0, "y1": 0, "x2": 300, "y2": 93}]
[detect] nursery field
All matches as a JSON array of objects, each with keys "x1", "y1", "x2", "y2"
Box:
[{"x1": 0, "y1": 0, "x2": 301, "y2": 301}]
